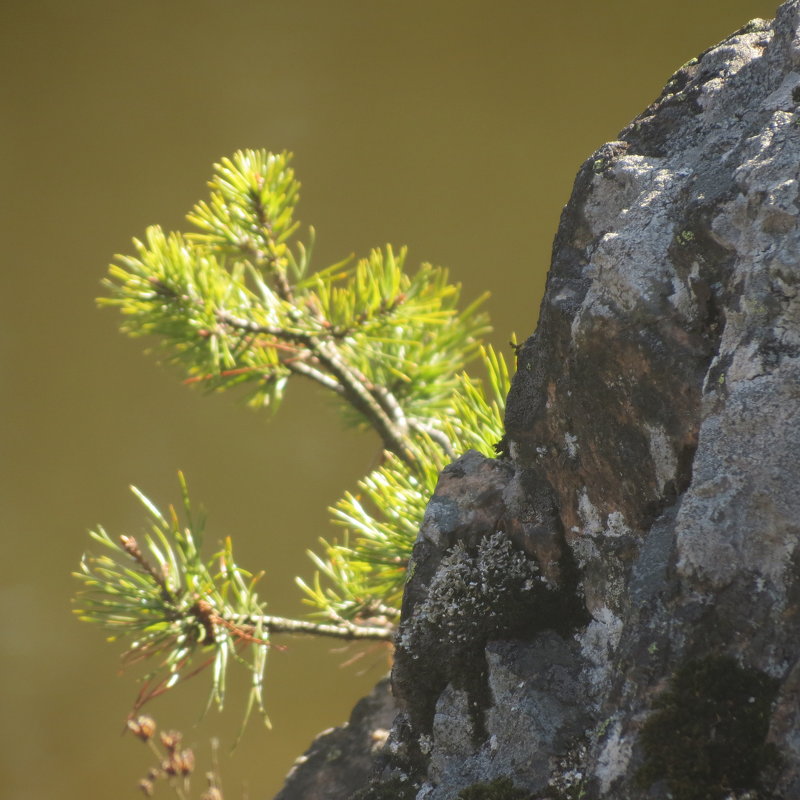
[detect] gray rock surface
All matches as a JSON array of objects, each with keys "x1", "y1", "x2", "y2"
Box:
[
  {"x1": 276, "y1": 3, "x2": 800, "y2": 798},
  {"x1": 273, "y1": 678, "x2": 396, "y2": 800}
]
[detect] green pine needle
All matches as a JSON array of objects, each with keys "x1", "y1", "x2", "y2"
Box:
[
  {"x1": 79, "y1": 149, "x2": 513, "y2": 730},
  {"x1": 74, "y1": 474, "x2": 271, "y2": 731}
]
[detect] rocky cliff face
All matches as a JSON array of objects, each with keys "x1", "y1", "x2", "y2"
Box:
[{"x1": 278, "y1": 3, "x2": 800, "y2": 798}]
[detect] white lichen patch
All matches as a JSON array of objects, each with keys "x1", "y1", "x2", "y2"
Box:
[
  {"x1": 595, "y1": 718, "x2": 632, "y2": 794},
  {"x1": 676, "y1": 374, "x2": 800, "y2": 595},
  {"x1": 564, "y1": 432, "x2": 579, "y2": 459},
  {"x1": 667, "y1": 269, "x2": 698, "y2": 320},
  {"x1": 569, "y1": 532, "x2": 599, "y2": 573},
  {"x1": 575, "y1": 606, "x2": 623, "y2": 712},
  {"x1": 764, "y1": 71, "x2": 800, "y2": 111},
  {"x1": 429, "y1": 685, "x2": 475, "y2": 783},
  {"x1": 575, "y1": 157, "x2": 686, "y2": 333},
  {"x1": 581, "y1": 607, "x2": 624, "y2": 662},
  {"x1": 577, "y1": 607, "x2": 623, "y2": 705},
  {"x1": 398, "y1": 532, "x2": 545, "y2": 651},
  {"x1": 577, "y1": 491, "x2": 631, "y2": 538},
  {"x1": 644, "y1": 423, "x2": 678, "y2": 493},
  {"x1": 548, "y1": 739, "x2": 589, "y2": 797},
  {"x1": 578, "y1": 489, "x2": 604, "y2": 537},
  {"x1": 605, "y1": 511, "x2": 632, "y2": 538}
]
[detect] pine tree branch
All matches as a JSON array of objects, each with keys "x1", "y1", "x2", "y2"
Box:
[
  {"x1": 245, "y1": 185, "x2": 295, "y2": 302},
  {"x1": 407, "y1": 419, "x2": 456, "y2": 458},
  {"x1": 84, "y1": 151, "x2": 504, "y2": 728},
  {"x1": 226, "y1": 613, "x2": 394, "y2": 641},
  {"x1": 284, "y1": 359, "x2": 345, "y2": 394},
  {"x1": 311, "y1": 339, "x2": 413, "y2": 461},
  {"x1": 215, "y1": 309, "x2": 415, "y2": 462}
]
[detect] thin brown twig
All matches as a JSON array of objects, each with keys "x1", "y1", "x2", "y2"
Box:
[
  {"x1": 120, "y1": 536, "x2": 176, "y2": 605},
  {"x1": 214, "y1": 310, "x2": 415, "y2": 462},
  {"x1": 226, "y1": 612, "x2": 395, "y2": 641}
]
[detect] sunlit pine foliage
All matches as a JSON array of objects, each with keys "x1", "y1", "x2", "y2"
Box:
[
  {"x1": 299, "y1": 344, "x2": 511, "y2": 622},
  {"x1": 75, "y1": 473, "x2": 270, "y2": 731},
  {"x1": 102, "y1": 150, "x2": 490, "y2": 459},
  {"x1": 76, "y1": 149, "x2": 512, "y2": 725}
]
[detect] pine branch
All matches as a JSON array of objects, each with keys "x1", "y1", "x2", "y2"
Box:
[
  {"x1": 102, "y1": 155, "x2": 489, "y2": 452},
  {"x1": 214, "y1": 308, "x2": 413, "y2": 460},
  {"x1": 312, "y1": 337, "x2": 413, "y2": 461},
  {"x1": 300, "y1": 345, "x2": 511, "y2": 622},
  {"x1": 74, "y1": 478, "x2": 392, "y2": 729},
  {"x1": 226, "y1": 614, "x2": 393, "y2": 641},
  {"x1": 80, "y1": 149, "x2": 506, "y2": 730}
]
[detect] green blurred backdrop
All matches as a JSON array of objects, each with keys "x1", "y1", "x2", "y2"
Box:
[{"x1": 1, "y1": 1, "x2": 778, "y2": 798}]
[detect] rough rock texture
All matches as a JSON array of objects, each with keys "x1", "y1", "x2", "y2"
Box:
[
  {"x1": 274, "y1": 678, "x2": 397, "y2": 800},
  {"x1": 277, "y1": 4, "x2": 800, "y2": 798}
]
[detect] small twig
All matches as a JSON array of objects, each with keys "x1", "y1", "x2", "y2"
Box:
[
  {"x1": 215, "y1": 309, "x2": 415, "y2": 462},
  {"x1": 248, "y1": 188, "x2": 295, "y2": 304},
  {"x1": 312, "y1": 339, "x2": 413, "y2": 462},
  {"x1": 226, "y1": 613, "x2": 395, "y2": 641},
  {"x1": 183, "y1": 366, "x2": 259, "y2": 385},
  {"x1": 214, "y1": 310, "x2": 308, "y2": 343},
  {"x1": 407, "y1": 419, "x2": 456, "y2": 459},
  {"x1": 370, "y1": 383, "x2": 409, "y2": 430},
  {"x1": 120, "y1": 536, "x2": 176, "y2": 605},
  {"x1": 284, "y1": 359, "x2": 345, "y2": 394}
]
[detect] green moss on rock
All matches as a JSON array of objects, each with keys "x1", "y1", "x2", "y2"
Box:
[{"x1": 636, "y1": 655, "x2": 780, "y2": 800}]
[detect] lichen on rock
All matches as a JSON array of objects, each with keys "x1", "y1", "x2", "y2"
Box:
[
  {"x1": 276, "y1": 3, "x2": 800, "y2": 798},
  {"x1": 385, "y1": 3, "x2": 800, "y2": 795}
]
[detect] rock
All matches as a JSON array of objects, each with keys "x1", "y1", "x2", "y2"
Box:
[
  {"x1": 500, "y1": 4, "x2": 800, "y2": 795},
  {"x1": 383, "y1": 4, "x2": 800, "y2": 799},
  {"x1": 276, "y1": 3, "x2": 800, "y2": 797},
  {"x1": 273, "y1": 678, "x2": 397, "y2": 800},
  {"x1": 391, "y1": 452, "x2": 586, "y2": 767}
]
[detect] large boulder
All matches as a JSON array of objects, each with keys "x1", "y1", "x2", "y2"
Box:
[
  {"x1": 279, "y1": 2, "x2": 800, "y2": 797},
  {"x1": 387, "y1": 4, "x2": 800, "y2": 798}
]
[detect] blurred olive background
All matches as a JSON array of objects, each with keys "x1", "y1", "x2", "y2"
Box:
[{"x1": 1, "y1": 1, "x2": 778, "y2": 798}]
